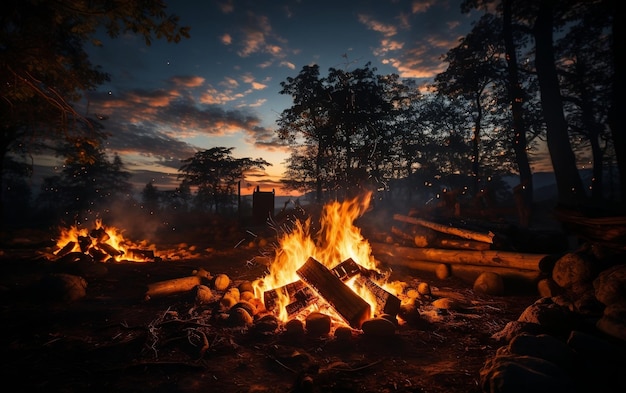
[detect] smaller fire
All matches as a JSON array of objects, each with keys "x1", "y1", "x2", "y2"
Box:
[{"x1": 54, "y1": 219, "x2": 160, "y2": 263}]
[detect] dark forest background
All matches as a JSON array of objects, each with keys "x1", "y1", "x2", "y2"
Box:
[{"x1": 1, "y1": 0, "x2": 624, "y2": 237}]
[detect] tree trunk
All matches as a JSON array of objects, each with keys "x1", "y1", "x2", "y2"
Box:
[
  {"x1": 534, "y1": 0, "x2": 587, "y2": 207},
  {"x1": 608, "y1": 0, "x2": 626, "y2": 204},
  {"x1": 503, "y1": 0, "x2": 534, "y2": 227}
]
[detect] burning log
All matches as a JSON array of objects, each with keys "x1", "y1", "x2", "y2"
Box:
[
  {"x1": 263, "y1": 258, "x2": 364, "y2": 317},
  {"x1": 353, "y1": 276, "x2": 401, "y2": 317},
  {"x1": 56, "y1": 241, "x2": 76, "y2": 258},
  {"x1": 393, "y1": 214, "x2": 495, "y2": 244},
  {"x1": 284, "y1": 286, "x2": 318, "y2": 317},
  {"x1": 264, "y1": 280, "x2": 307, "y2": 311},
  {"x1": 97, "y1": 242, "x2": 123, "y2": 257},
  {"x1": 145, "y1": 276, "x2": 202, "y2": 299},
  {"x1": 330, "y1": 258, "x2": 363, "y2": 281},
  {"x1": 296, "y1": 257, "x2": 371, "y2": 329}
]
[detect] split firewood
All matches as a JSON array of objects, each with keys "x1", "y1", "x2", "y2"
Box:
[
  {"x1": 353, "y1": 276, "x2": 401, "y2": 317},
  {"x1": 98, "y1": 242, "x2": 123, "y2": 257},
  {"x1": 393, "y1": 214, "x2": 495, "y2": 244},
  {"x1": 145, "y1": 276, "x2": 202, "y2": 300},
  {"x1": 263, "y1": 258, "x2": 363, "y2": 313},
  {"x1": 55, "y1": 241, "x2": 76, "y2": 258},
  {"x1": 297, "y1": 257, "x2": 371, "y2": 329}
]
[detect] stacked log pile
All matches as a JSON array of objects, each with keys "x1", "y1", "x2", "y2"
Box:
[{"x1": 370, "y1": 213, "x2": 569, "y2": 295}]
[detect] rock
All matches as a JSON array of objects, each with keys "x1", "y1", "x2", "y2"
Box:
[
  {"x1": 305, "y1": 312, "x2": 331, "y2": 336},
  {"x1": 228, "y1": 307, "x2": 253, "y2": 326},
  {"x1": 284, "y1": 319, "x2": 305, "y2": 337},
  {"x1": 537, "y1": 278, "x2": 562, "y2": 298},
  {"x1": 334, "y1": 326, "x2": 353, "y2": 341},
  {"x1": 507, "y1": 333, "x2": 576, "y2": 371},
  {"x1": 417, "y1": 282, "x2": 431, "y2": 296},
  {"x1": 361, "y1": 317, "x2": 396, "y2": 337},
  {"x1": 491, "y1": 321, "x2": 545, "y2": 343},
  {"x1": 480, "y1": 354, "x2": 576, "y2": 393},
  {"x1": 596, "y1": 302, "x2": 626, "y2": 342},
  {"x1": 194, "y1": 284, "x2": 213, "y2": 304},
  {"x1": 593, "y1": 264, "x2": 626, "y2": 306},
  {"x1": 213, "y1": 273, "x2": 230, "y2": 291},
  {"x1": 231, "y1": 300, "x2": 257, "y2": 316},
  {"x1": 238, "y1": 280, "x2": 254, "y2": 294},
  {"x1": 552, "y1": 252, "x2": 595, "y2": 293},
  {"x1": 252, "y1": 314, "x2": 279, "y2": 333},
  {"x1": 39, "y1": 273, "x2": 87, "y2": 302},
  {"x1": 473, "y1": 271, "x2": 504, "y2": 296},
  {"x1": 517, "y1": 298, "x2": 573, "y2": 335},
  {"x1": 398, "y1": 302, "x2": 421, "y2": 326}
]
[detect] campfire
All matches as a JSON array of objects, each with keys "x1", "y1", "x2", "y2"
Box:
[
  {"x1": 53, "y1": 218, "x2": 162, "y2": 263},
  {"x1": 252, "y1": 192, "x2": 408, "y2": 329}
]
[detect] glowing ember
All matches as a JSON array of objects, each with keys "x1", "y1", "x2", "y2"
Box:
[
  {"x1": 54, "y1": 219, "x2": 159, "y2": 263},
  {"x1": 253, "y1": 192, "x2": 407, "y2": 323}
]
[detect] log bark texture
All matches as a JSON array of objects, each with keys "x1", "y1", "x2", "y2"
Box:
[
  {"x1": 145, "y1": 276, "x2": 202, "y2": 299},
  {"x1": 297, "y1": 257, "x2": 371, "y2": 328},
  {"x1": 393, "y1": 214, "x2": 495, "y2": 244},
  {"x1": 370, "y1": 242, "x2": 546, "y2": 271}
]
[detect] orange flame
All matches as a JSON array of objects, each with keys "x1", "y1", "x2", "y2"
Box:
[
  {"x1": 54, "y1": 219, "x2": 158, "y2": 262},
  {"x1": 254, "y1": 191, "x2": 402, "y2": 322}
]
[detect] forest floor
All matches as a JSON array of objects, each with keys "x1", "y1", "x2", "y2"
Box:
[{"x1": 0, "y1": 205, "x2": 548, "y2": 393}]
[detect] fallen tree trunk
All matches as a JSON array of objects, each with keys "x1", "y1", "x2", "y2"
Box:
[
  {"x1": 393, "y1": 214, "x2": 495, "y2": 244},
  {"x1": 370, "y1": 242, "x2": 546, "y2": 271}
]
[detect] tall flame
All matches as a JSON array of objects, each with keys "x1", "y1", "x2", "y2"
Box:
[{"x1": 254, "y1": 191, "x2": 393, "y2": 321}]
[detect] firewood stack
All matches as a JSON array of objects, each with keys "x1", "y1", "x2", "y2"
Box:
[{"x1": 370, "y1": 213, "x2": 571, "y2": 295}]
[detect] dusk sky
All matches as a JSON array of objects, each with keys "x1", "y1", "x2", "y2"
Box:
[{"x1": 52, "y1": 0, "x2": 482, "y2": 196}]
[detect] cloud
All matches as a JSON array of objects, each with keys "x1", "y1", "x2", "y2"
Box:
[
  {"x1": 85, "y1": 86, "x2": 282, "y2": 173},
  {"x1": 411, "y1": 0, "x2": 437, "y2": 14},
  {"x1": 220, "y1": 33, "x2": 232, "y2": 45},
  {"x1": 357, "y1": 14, "x2": 398, "y2": 37}
]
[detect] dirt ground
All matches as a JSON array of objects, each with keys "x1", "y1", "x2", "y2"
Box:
[{"x1": 0, "y1": 212, "x2": 542, "y2": 393}]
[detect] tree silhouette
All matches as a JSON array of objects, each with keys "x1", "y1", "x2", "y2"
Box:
[
  {"x1": 178, "y1": 147, "x2": 270, "y2": 214},
  {"x1": 0, "y1": 0, "x2": 190, "y2": 226},
  {"x1": 36, "y1": 137, "x2": 133, "y2": 225}
]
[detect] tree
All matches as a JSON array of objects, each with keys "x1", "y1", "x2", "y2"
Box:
[
  {"x1": 435, "y1": 13, "x2": 513, "y2": 196},
  {"x1": 178, "y1": 147, "x2": 270, "y2": 214},
  {"x1": 556, "y1": 7, "x2": 613, "y2": 202},
  {"x1": 0, "y1": 0, "x2": 190, "y2": 225},
  {"x1": 277, "y1": 64, "x2": 333, "y2": 203},
  {"x1": 278, "y1": 63, "x2": 393, "y2": 201},
  {"x1": 36, "y1": 136, "x2": 133, "y2": 225},
  {"x1": 141, "y1": 181, "x2": 161, "y2": 213},
  {"x1": 607, "y1": 0, "x2": 626, "y2": 204},
  {"x1": 502, "y1": 0, "x2": 535, "y2": 225}
]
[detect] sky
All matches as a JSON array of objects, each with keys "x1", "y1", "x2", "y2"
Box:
[{"x1": 48, "y1": 0, "x2": 483, "y2": 197}]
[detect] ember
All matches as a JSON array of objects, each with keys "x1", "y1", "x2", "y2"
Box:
[{"x1": 53, "y1": 218, "x2": 161, "y2": 263}]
